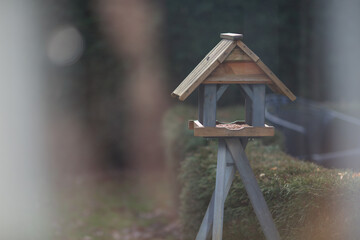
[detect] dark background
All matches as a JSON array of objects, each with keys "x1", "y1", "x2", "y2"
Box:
[{"x1": 45, "y1": 0, "x2": 344, "y2": 170}]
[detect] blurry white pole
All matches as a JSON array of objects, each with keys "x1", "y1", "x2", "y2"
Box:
[
  {"x1": 0, "y1": 1, "x2": 51, "y2": 240},
  {"x1": 323, "y1": 0, "x2": 360, "y2": 237}
]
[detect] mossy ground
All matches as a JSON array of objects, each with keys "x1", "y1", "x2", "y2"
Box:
[{"x1": 163, "y1": 104, "x2": 360, "y2": 240}]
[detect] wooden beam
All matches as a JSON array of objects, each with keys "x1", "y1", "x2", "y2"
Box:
[
  {"x1": 212, "y1": 139, "x2": 227, "y2": 240},
  {"x1": 236, "y1": 40, "x2": 260, "y2": 62},
  {"x1": 198, "y1": 85, "x2": 205, "y2": 124},
  {"x1": 216, "y1": 84, "x2": 229, "y2": 101},
  {"x1": 195, "y1": 150, "x2": 236, "y2": 240},
  {"x1": 204, "y1": 75, "x2": 271, "y2": 84},
  {"x1": 245, "y1": 95, "x2": 253, "y2": 125},
  {"x1": 252, "y1": 85, "x2": 266, "y2": 126},
  {"x1": 225, "y1": 138, "x2": 281, "y2": 240},
  {"x1": 240, "y1": 84, "x2": 254, "y2": 100},
  {"x1": 196, "y1": 192, "x2": 215, "y2": 240},
  {"x1": 238, "y1": 85, "x2": 253, "y2": 125},
  {"x1": 198, "y1": 85, "x2": 217, "y2": 127}
]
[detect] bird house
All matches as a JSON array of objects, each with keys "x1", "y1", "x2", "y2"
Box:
[
  {"x1": 171, "y1": 33, "x2": 296, "y2": 240},
  {"x1": 172, "y1": 33, "x2": 296, "y2": 138}
]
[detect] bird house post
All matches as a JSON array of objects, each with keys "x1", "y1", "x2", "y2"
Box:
[{"x1": 172, "y1": 33, "x2": 295, "y2": 240}]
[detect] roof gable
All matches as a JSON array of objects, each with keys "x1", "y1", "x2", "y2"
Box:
[{"x1": 172, "y1": 33, "x2": 296, "y2": 101}]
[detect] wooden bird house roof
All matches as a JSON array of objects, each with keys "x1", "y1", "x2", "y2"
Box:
[{"x1": 171, "y1": 33, "x2": 296, "y2": 101}]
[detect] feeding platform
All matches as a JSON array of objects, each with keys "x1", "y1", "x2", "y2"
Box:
[{"x1": 188, "y1": 120, "x2": 274, "y2": 137}]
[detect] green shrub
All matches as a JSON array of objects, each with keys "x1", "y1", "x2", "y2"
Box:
[{"x1": 163, "y1": 104, "x2": 360, "y2": 239}]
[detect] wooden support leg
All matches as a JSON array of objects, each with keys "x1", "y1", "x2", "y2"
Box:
[
  {"x1": 225, "y1": 138, "x2": 281, "y2": 240},
  {"x1": 196, "y1": 141, "x2": 235, "y2": 240},
  {"x1": 212, "y1": 139, "x2": 227, "y2": 240},
  {"x1": 195, "y1": 192, "x2": 215, "y2": 240}
]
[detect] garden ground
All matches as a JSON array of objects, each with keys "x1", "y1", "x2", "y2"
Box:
[{"x1": 52, "y1": 170, "x2": 181, "y2": 240}]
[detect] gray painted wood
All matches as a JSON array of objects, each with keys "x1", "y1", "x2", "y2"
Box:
[
  {"x1": 198, "y1": 85, "x2": 205, "y2": 123},
  {"x1": 195, "y1": 191, "x2": 215, "y2": 240},
  {"x1": 225, "y1": 138, "x2": 281, "y2": 240},
  {"x1": 245, "y1": 94, "x2": 253, "y2": 126},
  {"x1": 238, "y1": 85, "x2": 253, "y2": 126},
  {"x1": 239, "y1": 84, "x2": 265, "y2": 126},
  {"x1": 196, "y1": 144, "x2": 235, "y2": 240},
  {"x1": 240, "y1": 84, "x2": 254, "y2": 100},
  {"x1": 212, "y1": 139, "x2": 227, "y2": 240},
  {"x1": 198, "y1": 84, "x2": 217, "y2": 127},
  {"x1": 216, "y1": 84, "x2": 229, "y2": 102},
  {"x1": 252, "y1": 84, "x2": 266, "y2": 126},
  {"x1": 239, "y1": 136, "x2": 248, "y2": 149},
  {"x1": 203, "y1": 84, "x2": 217, "y2": 127}
]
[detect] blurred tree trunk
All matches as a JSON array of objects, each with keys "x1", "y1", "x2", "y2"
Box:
[{"x1": 98, "y1": 0, "x2": 168, "y2": 173}]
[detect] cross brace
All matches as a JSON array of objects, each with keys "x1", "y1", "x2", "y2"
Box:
[{"x1": 195, "y1": 138, "x2": 280, "y2": 240}]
